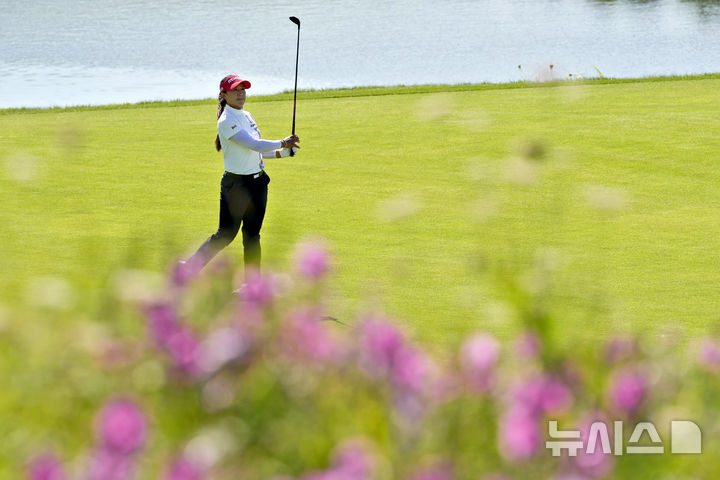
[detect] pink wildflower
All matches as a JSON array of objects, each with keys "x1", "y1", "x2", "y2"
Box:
[
  {"x1": 170, "y1": 259, "x2": 202, "y2": 288},
  {"x1": 296, "y1": 242, "x2": 330, "y2": 280},
  {"x1": 28, "y1": 452, "x2": 65, "y2": 480},
  {"x1": 391, "y1": 346, "x2": 430, "y2": 393},
  {"x1": 330, "y1": 439, "x2": 376, "y2": 479},
  {"x1": 698, "y1": 338, "x2": 720, "y2": 371},
  {"x1": 164, "y1": 457, "x2": 203, "y2": 480},
  {"x1": 145, "y1": 303, "x2": 201, "y2": 378},
  {"x1": 87, "y1": 448, "x2": 134, "y2": 480},
  {"x1": 573, "y1": 413, "x2": 615, "y2": 479},
  {"x1": 283, "y1": 308, "x2": 342, "y2": 362},
  {"x1": 427, "y1": 371, "x2": 463, "y2": 406},
  {"x1": 604, "y1": 336, "x2": 637, "y2": 364},
  {"x1": 359, "y1": 319, "x2": 405, "y2": 373},
  {"x1": 358, "y1": 318, "x2": 431, "y2": 399},
  {"x1": 146, "y1": 303, "x2": 181, "y2": 349},
  {"x1": 499, "y1": 375, "x2": 572, "y2": 462},
  {"x1": 95, "y1": 398, "x2": 147, "y2": 455},
  {"x1": 166, "y1": 327, "x2": 202, "y2": 377},
  {"x1": 196, "y1": 326, "x2": 249, "y2": 375},
  {"x1": 300, "y1": 439, "x2": 376, "y2": 480},
  {"x1": 513, "y1": 331, "x2": 541, "y2": 359},
  {"x1": 240, "y1": 269, "x2": 275, "y2": 306},
  {"x1": 498, "y1": 406, "x2": 541, "y2": 460},
  {"x1": 609, "y1": 368, "x2": 647, "y2": 413},
  {"x1": 460, "y1": 333, "x2": 500, "y2": 393},
  {"x1": 409, "y1": 461, "x2": 453, "y2": 480},
  {"x1": 512, "y1": 376, "x2": 573, "y2": 415}
]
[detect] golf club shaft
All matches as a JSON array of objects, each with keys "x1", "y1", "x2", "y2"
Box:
[
  {"x1": 287, "y1": 16, "x2": 300, "y2": 157},
  {"x1": 292, "y1": 29, "x2": 299, "y2": 135}
]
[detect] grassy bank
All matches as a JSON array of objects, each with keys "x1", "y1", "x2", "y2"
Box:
[
  {"x1": 1, "y1": 75, "x2": 720, "y2": 347},
  {"x1": 4, "y1": 73, "x2": 720, "y2": 115}
]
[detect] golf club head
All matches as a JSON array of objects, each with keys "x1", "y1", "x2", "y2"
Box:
[{"x1": 289, "y1": 16, "x2": 300, "y2": 27}]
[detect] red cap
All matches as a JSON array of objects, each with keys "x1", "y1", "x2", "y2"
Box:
[{"x1": 220, "y1": 75, "x2": 251, "y2": 92}]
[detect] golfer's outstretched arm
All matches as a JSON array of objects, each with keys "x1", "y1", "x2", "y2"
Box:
[
  {"x1": 261, "y1": 147, "x2": 299, "y2": 159},
  {"x1": 229, "y1": 130, "x2": 280, "y2": 152},
  {"x1": 230, "y1": 131, "x2": 300, "y2": 152}
]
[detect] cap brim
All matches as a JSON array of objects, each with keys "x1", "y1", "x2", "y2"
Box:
[{"x1": 227, "y1": 79, "x2": 251, "y2": 90}]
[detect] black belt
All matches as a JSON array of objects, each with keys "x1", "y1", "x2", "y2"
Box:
[{"x1": 225, "y1": 170, "x2": 264, "y2": 180}]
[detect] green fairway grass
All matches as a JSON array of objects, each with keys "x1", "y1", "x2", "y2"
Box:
[{"x1": 2, "y1": 75, "x2": 720, "y2": 348}]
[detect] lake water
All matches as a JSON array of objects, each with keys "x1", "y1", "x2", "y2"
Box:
[{"x1": 2, "y1": 0, "x2": 720, "y2": 108}]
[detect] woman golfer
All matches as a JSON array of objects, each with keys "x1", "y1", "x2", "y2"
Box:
[{"x1": 182, "y1": 75, "x2": 299, "y2": 279}]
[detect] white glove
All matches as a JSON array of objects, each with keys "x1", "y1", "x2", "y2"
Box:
[{"x1": 277, "y1": 147, "x2": 299, "y2": 158}]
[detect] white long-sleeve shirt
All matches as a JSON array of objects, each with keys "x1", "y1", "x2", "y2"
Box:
[{"x1": 217, "y1": 105, "x2": 282, "y2": 174}]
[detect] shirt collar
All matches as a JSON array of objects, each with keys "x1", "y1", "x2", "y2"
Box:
[{"x1": 225, "y1": 105, "x2": 244, "y2": 115}]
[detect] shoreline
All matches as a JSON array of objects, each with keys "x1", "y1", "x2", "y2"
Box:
[{"x1": 3, "y1": 72, "x2": 719, "y2": 115}]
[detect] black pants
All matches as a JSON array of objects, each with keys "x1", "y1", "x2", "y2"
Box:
[{"x1": 190, "y1": 170, "x2": 269, "y2": 271}]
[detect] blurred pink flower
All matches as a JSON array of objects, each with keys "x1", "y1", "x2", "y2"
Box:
[
  {"x1": 282, "y1": 308, "x2": 343, "y2": 362},
  {"x1": 146, "y1": 303, "x2": 181, "y2": 349},
  {"x1": 698, "y1": 338, "x2": 720, "y2": 371},
  {"x1": 359, "y1": 318, "x2": 405, "y2": 373},
  {"x1": 538, "y1": 378, "x2": 573, "y2": 413},
  {"x1": 145, "y1": 303, "x2": 202, "y2": 378},
  {"x1": 604, "y1": 336, "x2": 637, "y2": 364},
  {"x1": 460, "y1": 333, "x2": 500, "y2": 393},
  {"x1": 498, "y1": 406, "x2": 541, "y2": 460},
  {"x1": 95, "y1": 398, "x2": 148, "y2": 455},
  {"x1": 296, "y1": 242, "x2": 330, "y2": 280},
  {"x1": 170, "y1": 258, "x2": 204, "y2": 288},
  {"x1": 28, "y1": 452, "x2": 65, "y2": 480},
  {"x1": 166, "y1": 327, "x2": 202, "y2": 377},
  {"x1": 302, "y1": 473, "x2": 344, "y2": 480},
  {"x1": 171, "y1": 261, "x2": 193, "y2": 288},
  {"x1": 512, "y1": 376, "x2": 573, "y2": 415},
  {"x1": 240, "y1": 269, "x2": 275, "y2": 307},
  {"x1": 609, "y1": 368, "x2": 647, "y2": 413},
  {"x1": 513, "y1": 331, "x2": 541, "y2": 359},
  {"x1": 573, "y1": 414, "x2": 615, "y2": 479},
  {"x1": 330, "y1": 439, "x2": 376, "y2": 479},
  {"x1": 197, "y1": 326, "x2": 249, "y2": 375},
  {"x1": 300, "y1": 438, "x2": 375, "y2": 480},
  {"x1": 409, "y1": 461, "x2": 453, "y2": 480},
  {"x1": 164, "y1": 457, "x2": 203, "y2": 480},
  {"x1": 87, "y1": 448, "x2": 134, "y2": 480},
  {"x1": 391, "y1": 346, "x2": 430, "y2": 393},
  {"x1": 499, "y1": 375, "x2": 572, "y2": 462},
  {"x1": 427, "y1": 372, "x2": 463, "y2": 405},
  {"x1": 358, "y1": 318, "x2": 431, "y2": 399},
  {"x1": 392, "y1": 389, "x2": 426, "y2": 422}
]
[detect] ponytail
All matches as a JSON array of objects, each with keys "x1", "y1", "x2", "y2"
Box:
[
  {"x1": 215, "y1": 75, "x2": 233, "y2": 152},
  {"x1": 215, "y1": 94, "x2": 227, "y2": 152}
]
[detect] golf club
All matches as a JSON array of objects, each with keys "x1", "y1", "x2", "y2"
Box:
[{"x1": 289, "y1": 16, "x2": 300, "y2": 156}]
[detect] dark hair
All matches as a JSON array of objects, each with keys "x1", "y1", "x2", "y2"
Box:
[{"x1": 215, "y1": 75, "x2": 233, "y2": 152}]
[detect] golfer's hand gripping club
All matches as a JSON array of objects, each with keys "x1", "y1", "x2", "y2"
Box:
[{"x1": 281, "y1": 134, "x2": 300, "y2": 149}]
